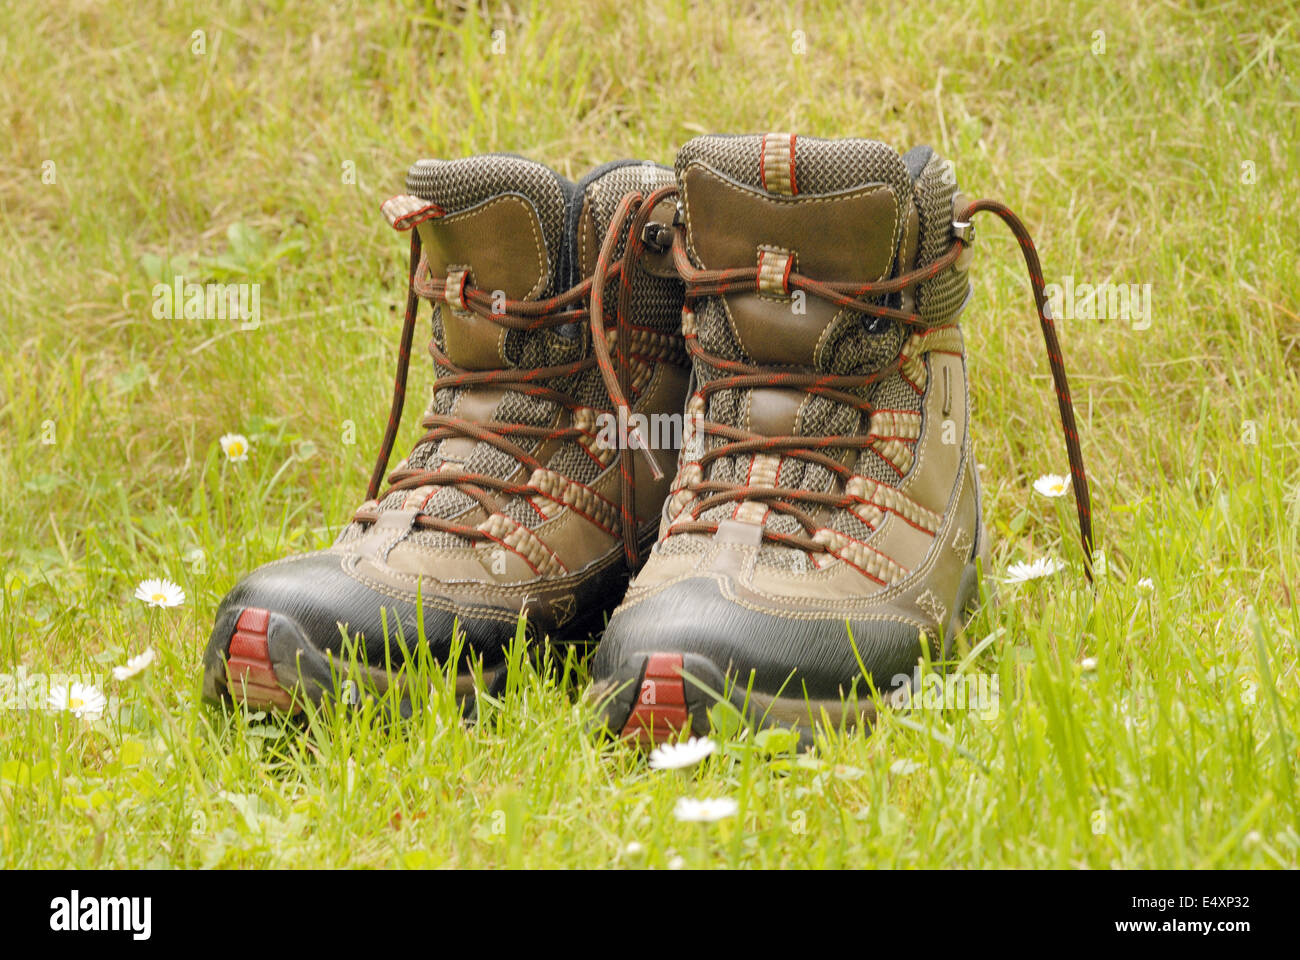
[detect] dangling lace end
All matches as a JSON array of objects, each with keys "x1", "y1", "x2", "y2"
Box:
[
  {"x1": 958, "y1": 198, "x2": 1096, "y2": 587},
  {"x1": 629, "y1": 420, "x2": 665, "y2": 481},
  {"x1": 366, "y1": 230, "x2": 424, "y2": 503}
]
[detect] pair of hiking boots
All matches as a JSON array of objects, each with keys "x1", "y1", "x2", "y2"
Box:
[{"x1": 201, "y1": 133, "x2": 1092, "y2": 745}]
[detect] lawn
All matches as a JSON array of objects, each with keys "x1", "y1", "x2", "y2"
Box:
[{"x1": 1, "y1": 0, "x2": 1296, "y2": 868}]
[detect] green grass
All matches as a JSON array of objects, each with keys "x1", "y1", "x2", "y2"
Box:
[{"x1": 1, "y1": 0, "x2": 1297, "y2": 868}]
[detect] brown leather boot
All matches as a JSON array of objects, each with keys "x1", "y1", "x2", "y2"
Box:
[
  {"x1": 591, "y1": 133, "x2": 1093, "y2": 744},
  {"x1": 202, "y1": 155, "x2": 689, "y2": 714}
]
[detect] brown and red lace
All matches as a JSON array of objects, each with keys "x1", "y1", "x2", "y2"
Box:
[{"x1": 359, "y1": 190, "x2": 1095, "y2": 581}]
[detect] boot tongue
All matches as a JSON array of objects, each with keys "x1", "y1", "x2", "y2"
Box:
[
  {"x1": 676, "y1": 133, "x2": 917, "y2": 375},
  {"x1": 405, "y1": 155, "x2": 573, "y2": 370},
  {"x1": 675, "y1": 133, "x2": 921, "y2": 450},
  {"x1": 668, "y1": 135, "x2": 931, "y2": 562}
]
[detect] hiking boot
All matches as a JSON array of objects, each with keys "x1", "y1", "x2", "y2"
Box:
[
  {"x1": 202, "y1": 155, "x2": 689, "y2": 714},
  {"x1": 591, "y1": 133, "x2": 1093, "y2": 744}
]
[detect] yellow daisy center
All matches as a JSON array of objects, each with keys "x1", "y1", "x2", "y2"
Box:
[
  {"x1": 151, "y1": 593, "x2": 167, "y2": 603},
  {"x1": 70, "y1": 697, "x2": 83, "y2": 709},
  {"x1": 228, "y1": 442, "x2": 244, "y2": 456}
]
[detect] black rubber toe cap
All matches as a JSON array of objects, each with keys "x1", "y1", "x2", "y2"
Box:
[
  {"x1": 206, "y1": 552, "x2": 519, "y2": 669},
  {"x1": 592, "y1": 576, "x2": 932, "y2": 700}
]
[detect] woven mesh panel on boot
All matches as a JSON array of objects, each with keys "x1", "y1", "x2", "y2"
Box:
[
  {"x1": 404, "y1": 155, "x2": 570, "y2": 296},
  {"x1": 914, "y1": 152, "x2": 970, "y2": 324},
  {"x1": 676, "y1": 134, "x2": 913, "y2": 200},
  {"x1": 579, "y1": 163, "x2": 685, "y2": 343},
  {"x1": 495, "y1": 161, "x2": 682, "y2": 533}
]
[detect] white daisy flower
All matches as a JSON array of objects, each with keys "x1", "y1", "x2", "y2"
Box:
[
  {"x1": 1081, "y1": 656, "x2": 1098, "y2": 672},
  {"x1": 1003, "y1": 557, "x2": 1065, "y2": 583},
  {"x1": 48, "y1": 682, "x2": 107, "y2": 718},
  {"x1": 1136, "y1": 577, "x2": 1155, "y2": 593},
  {"x1": 112, "y1": 648, "x2": 156, "y2": 682},
  {"x1": 648, "y1": 736, "x2": 717, "y2": 770},
  {"x1": 1032, "y1": 473, "x2": 1071, "y2": 498},
  {"x1": 134, "y1": 578, "x2": 186, "y2": 608},
  {"x1": 667, "y1": 855, "x2": 686, "y2": 870},
  {"x1": 219, "y1": 433, "x2": 250, "y2": 462},
  {"x1": 623, "y1": 841, "x2": 644, "y2": 856},
  {"x1": 673, "y1": 797, "x2": 738, "y2": 823}
]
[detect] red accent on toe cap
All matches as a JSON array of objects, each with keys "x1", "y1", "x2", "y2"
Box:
[
  {"x1": 229, "y1": 630, "x2": 269, "y2": 660},
  {"x1": 224, "y1": 606, "x2": 294, "y2": 712},
  {"x1": 644, "y1": 652, "x2": 683, "y2": 679},
  {"x1": 226, "y1": 656, "x2": 277, "y2": 687},
  {"x1": 236, "y1": 607, "x2": 270, "y2": 633},
  {"x1": 620, "y1": 653, "x2": 690, "y2": 746}
]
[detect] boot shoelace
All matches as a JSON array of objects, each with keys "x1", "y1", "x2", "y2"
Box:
[
  {"x1": 356, "y1": 186, "x2": 678, "y2": 570},
  {"x1": 664, "y1": 197, "x2": 1096, "y2": 582}
]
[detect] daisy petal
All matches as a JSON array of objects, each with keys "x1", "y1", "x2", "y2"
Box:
[
  {"x1": 648, "y1": 737, "x2": 718, "y2": 771},
  {"x1": 1032, "y1": 473, "x2": 1071, "y2": 498},
  {"x1": 1004, "y1": 557, "x2": 1066, "y2": 584},
  {"x1": 47, "y1": 682, "x2": 107, "y2": 718},
  {"x1": 673, "y1": 796, "x2": 738, "y2": 822},
  {"x1": 112, "y1": 648, "x2": 156, "y2": 682},
  {"x1": 219, "y1": 433, "x2": 250, "y2": 463},
  {"x1": 133, "y1": 578, "x2": 185, "y2": 608}
]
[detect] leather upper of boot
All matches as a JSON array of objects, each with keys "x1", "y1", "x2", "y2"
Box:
[{"x1": 595, "y1": 134, "x2": 987, "y2": 695}]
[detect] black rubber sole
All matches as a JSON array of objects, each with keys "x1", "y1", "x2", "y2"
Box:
[
  {"x1": 590, "y1": 559, "x2": 987, "y2": 750},
  {"x1": 202, "y1": 606, "x2": 503, "y2": 718}
]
